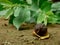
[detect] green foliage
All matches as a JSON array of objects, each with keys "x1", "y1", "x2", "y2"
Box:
[
  {"x1": 26, "y1": 0, "x2": 32, "y2": 4},
  {"x1": 0, "y1": 0, "x2": 60, "y2": 30},
  {"x1": 51, "y1": 2, "x2": 60, "y2": 23},
  {"x1": 13, "y1": 7, "x2": 31, "y2": 29},
  {"x1": 0, "y1": 4, "x2": 4, "y2": 11}
]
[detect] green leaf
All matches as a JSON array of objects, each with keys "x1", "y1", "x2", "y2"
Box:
[
  {"x1": 13, "y1": 15, "x2": 24, "y2": 30},
  {"x1": 0, "y1": 8, "x2": 13, "y2": 19},
  {"x1": 32, "y1": 0, "x2": 40, "y2": 6},
  {"x1": 30, "y1": 4, "x2": 39, "y2": 11},
  {"x1": 39, "y1": 0, "x2": 47, "y2": 7},
  {"x1": 13, "y1": 7, "x2": 31, "y2": 30},
  {"x1": 4, "y1": 8, "x2": 13, "y2": 19},
  {"x1": 51, "y1": 2, "x2": 60, "y2": 11},
  {"x1": 47, "y1": 11, "x2": 57, "y2": 24},
  {"x1": 0, "y1": 9, "x2": 9, "y2": 16},
  {"x1": 32, "y1": 9, "x2": 41, "y2": 22},
  {"x1": 56, "y1": 10, "x2": 60, "y2": 15},
  {"x1": 26, "y1": 0, "x2": 32, "y2": 4},
  {"x1": 14, "y1": 6, "x2": 21, "y2": 17},
  {"x1": 56, "y1": 12, "x2": 60, "y2": 24},
  {"x1": 0, "y1": 4, "x2": 4, "y2": 11},
  {"x1": 37, "y1": 11, "x2": 46, "y2": 24},
  {"x1": 48, "y1": 17, "x2": 57, "y2": 24},
  {"x1": 51, "y1": 2, "x2": 60, "y2": 24},
  {"x1": 0, "y1": 0, "x2": 13, "y2": 8},
  {"x1": 41, "y1": 1, "x2": 51, "y2": 12},
  {"x1": 24, "y1": 8, "x2": 31, "y2": 21}
]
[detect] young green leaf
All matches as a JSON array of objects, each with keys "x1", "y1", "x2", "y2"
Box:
[
  {"x1": 0, "y1": 4, "x2": 4, "y2": 11},
  {"x1": 41, "y1": 1, "x2": 51, "y2": 12}
]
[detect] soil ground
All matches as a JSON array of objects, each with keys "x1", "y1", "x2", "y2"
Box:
[{"x1": 0, "y1": 18, "x2": 60, "y2": 45}]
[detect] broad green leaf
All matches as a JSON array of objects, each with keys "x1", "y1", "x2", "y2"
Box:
[
  {"x1": 41, "y1": 1, "x2": 51, "y2": 12},
  {"x1": 26, "y1": 0, "x2": 32, "y2": 4},
  {"x1": 24, "y1": 8, "x2": 31, "y2": 21},
  {"x1": 30, "y1": 4, "x2": 39, "y2": 11},
  {"x1": 13, "y1": 7, "x2": 31, "y2": 30},
  {"x1": 13, "y1": 15, "x2": 25, "y2": 30},
  {"x1": 0, "y1": 9, "x2": 9, "y2": 16},
  {"x1": 37, "y1": 12, "x2": 46, "y2": 24},
  {"x1": 26, "y1": 9, "x2": 40, "y2": 23},
  {"x1": 56, "y1": 12, "x2": 60, "y2": 24},
  {"x1": 0, "y1": 4, "x2": 4, "y2": 11},
  {"x1": 0, "y1": 0, "x2": 13, "y2": 8},
  {"x1": 0, "y1": 0, "x2": 11, "y2": 3},
  {"x1": 47, "y1": 11, "x2": 57, "y2": 24},
  {"x1": 56, "y1": 10, "x2": 60, "y2": 15},
  {"x1": 32, "y1": 9, "x2": 41, "y2": 22},
  {"x1": 14, "y1": 6, "x2": 21, "y2": 17},
  {"x1": 51, "y1": 2, "x2": 60, "y2": 11},
  {"x1": 0, "y1": 8, "x2": 13, "y2": 19},
  {"x1": 0, "y1": 3, "x2": 13, "y2": 8},
  {"x1": 29, "y1": 0, "x2": 39, "y2": 11},
  {"x1": 4, "y1": 8, "x2": 13, "y2": 19},
  {"x1": 39, "y1": 0, "x2": 47, "y2": 7},
  {"x1": 32, "y1": 0, "x2": 40, "y2": 6},
  {"x1": 48, "y1": 16, "x2": 57, "y2": 24},
  {"x1": 18, "y1": 7, "x2": 31, "y2": 21},
  {"x1": 51, "y1": 2, "x2": 60, "y2": 24}
]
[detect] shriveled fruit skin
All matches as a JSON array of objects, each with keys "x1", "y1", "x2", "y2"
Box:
[{"x1": 33, "y1": 23, "x2": 50, "y2": 40}]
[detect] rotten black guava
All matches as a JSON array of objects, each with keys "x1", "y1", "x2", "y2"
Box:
[{"x1": 33, "y1": 23, "x2": 49, "y2": 40}]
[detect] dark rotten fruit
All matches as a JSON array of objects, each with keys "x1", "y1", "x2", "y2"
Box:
[{"x1": 33, "y1": 23, "x2": 49, "y2": 40}]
